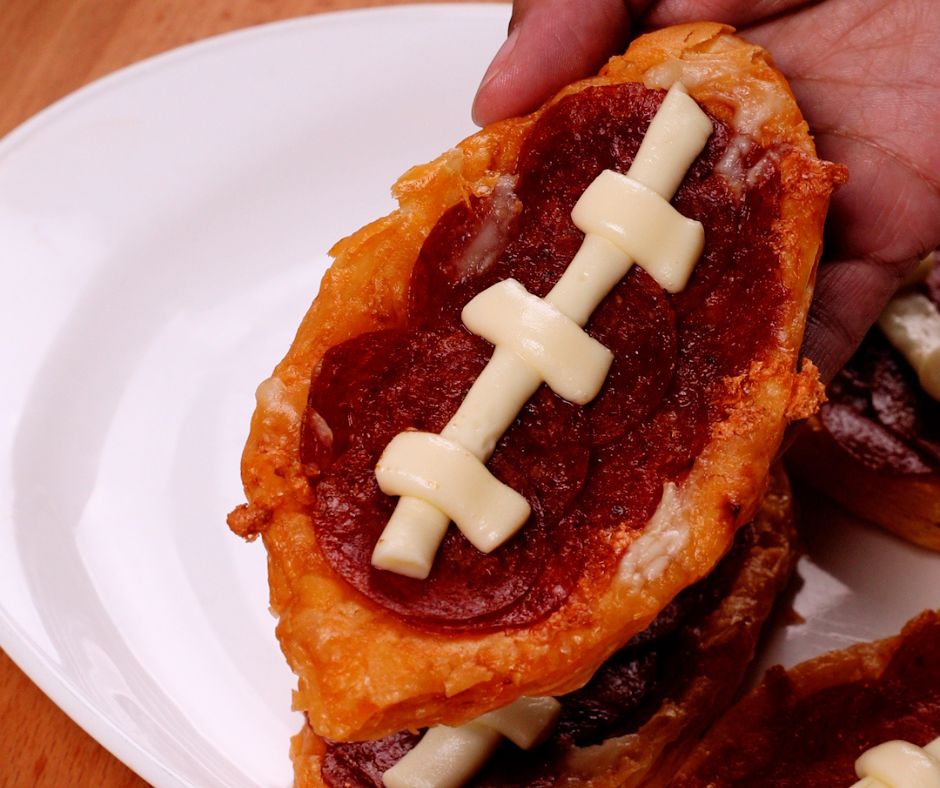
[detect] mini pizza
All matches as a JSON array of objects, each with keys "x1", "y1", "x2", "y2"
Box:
[
  {"x1": 672, "y1": 610, "x2": 940, "y2": 785},
  {"x1": 228, "y1": 22, "x2": 844, "y2": 742},
  {"x1": 292, "y1": 468, "x2": 798, "y2": 787},
  {"x1": 788, "y1": 251, "x2": 940, "y2": 552}
]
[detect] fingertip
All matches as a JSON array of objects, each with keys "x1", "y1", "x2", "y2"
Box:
[
  {"x1": 801, "y1": 257, "x2": 910, "y2": 383},
  {"x1": 472, "y1": 27, "x2": 522, "y2": 126},
  {"x1": 472, "y1": 0, "x2": 633, "y2": 127}
]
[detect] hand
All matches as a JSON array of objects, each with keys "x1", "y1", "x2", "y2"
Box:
[{"x1": 472, "y1": 0, "x2": 940, "y2": 382}]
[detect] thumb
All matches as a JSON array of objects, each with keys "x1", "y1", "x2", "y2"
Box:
[{"x1": 472, "y1": 0, "x2": 648, "y2": 126}]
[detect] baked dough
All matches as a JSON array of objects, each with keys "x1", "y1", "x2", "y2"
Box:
[
  {"x1": 293, "y1": 468, "x2": 798, "y2": 787},
  {"x1": 228, "y1": 22, "x2": 843, "y2": 741},
  {"x1": 672, "y1": 610, "x2": 940, "y2": 785}
]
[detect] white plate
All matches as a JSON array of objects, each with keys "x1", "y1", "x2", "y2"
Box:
[{"x1": 0, "y1": 4, "x2": 937, "y2": 787}]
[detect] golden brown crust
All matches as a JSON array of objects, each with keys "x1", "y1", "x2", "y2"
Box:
[
  {"x1": 787, "y1": 417, "x2": 940, "y2": 552},
  {"x1": 672, "y1": 610, "x2": 940, "y2": 783},
  {"x1": 229, "y1": 22, "x2": 843, "y2": 740},
  {"x1": 293, "y1": 468, "x2": 799, "y2": 787}
]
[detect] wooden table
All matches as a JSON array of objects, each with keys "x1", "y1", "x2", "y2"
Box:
[{"x1": 0, "y1": 2, "x2": 503, "y2": 784}]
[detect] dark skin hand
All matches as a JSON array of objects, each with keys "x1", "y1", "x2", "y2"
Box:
[{"x1": 472, "y1": 0, "x2": 940, "y2": 383}]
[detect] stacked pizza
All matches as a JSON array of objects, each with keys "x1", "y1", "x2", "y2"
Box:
[{"x1": 229, "y1": 21, "x2": 938, "y2": 788}]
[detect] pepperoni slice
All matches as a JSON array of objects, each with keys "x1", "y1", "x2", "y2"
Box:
[
  {"x1": 820, "y1": 402, "x2": 932, "y2": 475},
  {"x1": 672, "y1": 167, "x2": 787, "y2": 397},
  {"x1": 321, "y1": 730, "x2": 421, "y2": 788},
  {"x1": 585, "y1": 268, "x2": 677, "y2": 445},
  {"x1": 870, "y1": 348, "x2": 921, "y2": 439},
  {"x1": 302, "y1": 329, "x2": 488, "y2": 468},
  {"x1": 408, "y1": 179, "x2": 521, "y2": 328},
  {"x1": 820, "y1": 328, "x2": 940, "y2": 473},
  {"x1": 316, "y1": 443, "x2": 548, "y2": 626}
]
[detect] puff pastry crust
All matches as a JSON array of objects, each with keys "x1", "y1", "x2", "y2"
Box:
[
  {"x1": 229, "y1": 22, "x2": 843, "y2": 741},
  {"x1": 672, "y1": 610, "x2": 940, "y2": 784}
]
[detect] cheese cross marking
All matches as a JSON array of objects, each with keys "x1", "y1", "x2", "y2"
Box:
[
  {"x1": 372, "y1": 83, "x2": 713, "y2": 579},
  {"x1": 376, "y1": 432, "x2": 531, "y2": 553},
  {"x1": 462, "y1": 278, "x2": 614, "y2": 404},
  {"x1": 851, "y1": 736, "x2": 940, "y2": 788},
  {"x1": 381, "y1": 697, "x2": 562, "y2": 788},
  {"x1": 573, "y1": 170, "x2": 705, "y2": 293}
]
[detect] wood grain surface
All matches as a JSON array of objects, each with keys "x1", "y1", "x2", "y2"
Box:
[{"x1": 0, "y1": 2, "x2": 504, "y2": 785}]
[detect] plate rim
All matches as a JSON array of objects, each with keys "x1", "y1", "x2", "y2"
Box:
[
  {"x1": 0, "y1": 4, "x2": 509, "y2": 785},
  {"x1": 0, "y1": 2, "x2": 507, "y2": 156}
]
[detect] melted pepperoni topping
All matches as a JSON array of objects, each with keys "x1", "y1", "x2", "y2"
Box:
[
  {"x1": 301, "y1": 83, "x2": 787, "y2": 631},
  {"x1": 821, "y1": 264, "x2": 940, "y2": 475}
]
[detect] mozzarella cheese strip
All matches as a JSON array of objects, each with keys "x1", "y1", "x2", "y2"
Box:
[
  {"x1": 618, "y1": 481, "x2": 686, "y2": 587},
  {"x1": 474, "y1": 695, "x2": 563, "y2": 749},
  {"x1": 878, "y1": 291, "x2": 940, "y2": 402},
  {"x1": 441, "y1": 346, "x2": 543, "y2": 459},
  {"x1": 571, "y1": 169, "x2": 704, "y2": 293},
  {"x1": 851, "y1": 736, "x2": 940, "y2": 788},
  {"x1": 382, "y1": 697, "x2": 562, "y2": 788},
  {"x1": 372, "y1": 83, "x2": 712, "y2": 579},
  {"x1": 462, "y1": 278, "x2": 614, "y2": 404},
  {"x1": 371, "y1": 347, "x2": 542, "y2": 578},
  {"x1": 375, "y1": 432, "x2": 531, "y2": 555},
  {"x1": 382, "y1": 723, "x2": 501, "y2": 788},
  {"x1": 628, "y1": 80, "x2": 716, "y2": 198}
]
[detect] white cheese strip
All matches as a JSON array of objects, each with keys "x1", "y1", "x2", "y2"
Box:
[
  {"x1": 370, "y1": 496, "x2": 452, "y2": 579},
  {"x1": 545, "y1": 233, "x2": 634, "y2": 324},
  {"x1": 442, "y1": 346, "x2": 543, "y2": 459},
  {"x1": 627, "y1": 81, "x2": 715, "y2": 199},
  {"x1": 877, "y1": 291, "x2": 940, "y2": 402},
  {"x1": 851, "y1": 736, "x2": 940, "y2": 788},
  {"x1": 374, "y1": 349, "x2": 542, "y2": 578},
  {"x1": 375, "y1": 432, "x2": 531, "y2": 554},
  {"x1": 571, "y1": 170, "x2": 704, "y2": 293},
  {"x1": 475, "y1": 696, "x2": 562, "y2": 749},
  {"x1": 382, "y1": 723, "x2": 501, "y2": 788},
  {"x1": 382, "y1": 697, "x2": 562, "y2": 788},
  {"x1": 462, "y1": 278, "x2": 614, "y2": 404},
  {"x1": 372, "y1": 82, "x2": 712, "y2": 577}
]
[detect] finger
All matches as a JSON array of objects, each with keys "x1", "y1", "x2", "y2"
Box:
[
  {"x1": 642, "y1": 0, "x2": 818, "y2": 29},
  {"x1": 472, "y1": 0, "x2": 642, "y2": 126},
  {"x1": 801, "y1": 254, "x2": 918, "y2": 384},
  {"x1": 742, "y1": 5, "x2": 940, "y2": 265}
]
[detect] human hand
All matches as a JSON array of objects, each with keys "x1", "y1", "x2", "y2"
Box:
[{"x1": 472, "y1": 0, "x2": 940, "y2": 382}]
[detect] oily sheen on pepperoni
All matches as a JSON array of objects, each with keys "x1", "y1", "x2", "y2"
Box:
[{"x1": 303, "y1": 82, "x2": 787, "y2": 632}]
